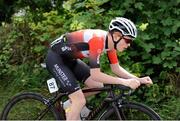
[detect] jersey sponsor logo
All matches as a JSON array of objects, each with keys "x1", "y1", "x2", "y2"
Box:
[
  {"x1": 61, "y1": 46, "x2": 72, "y2": 52},
  {"x1": 54, "y1": 64, "x2": 68, "y2": 82}
]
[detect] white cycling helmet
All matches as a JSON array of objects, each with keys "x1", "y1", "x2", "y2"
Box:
[{"x1": 109, "y1": 17, "x2": 137, "y2": 38}]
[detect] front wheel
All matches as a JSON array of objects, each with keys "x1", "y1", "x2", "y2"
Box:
[
  {"x1": 98, "y1": 102, "x2": 161, "y2": 120},
  {"x1": 0, "y1": 92, "x2": 61, "y2": 120}
]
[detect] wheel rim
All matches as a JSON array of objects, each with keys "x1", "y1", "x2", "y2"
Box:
[{"x1": 4, "y1": 98, "x2": 57, "y2": 120}]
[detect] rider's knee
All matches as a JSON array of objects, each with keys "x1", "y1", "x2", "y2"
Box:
[
  {"x1": 85, "y1": 78, "x2": 104, "y2": 88},
  {"x1": 78, "y1": 95, "x2": 86, "y2": 106},
  {"x1": 76, "y1": 92, "x2": 86, "y2": 106},
  {"x1": 70, "y1": 90, "x2": 86, "y2": 107},
  {"x1": 92, "y1": 82, "x2": 104, "y2": 88},
  {"x1": 97, "y1": 83, "x2": 104, "y2": 88}
]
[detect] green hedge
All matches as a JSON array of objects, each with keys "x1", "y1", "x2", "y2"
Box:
[{"x1": 0, "y1": 0, "x2": 180, "y2": 119}]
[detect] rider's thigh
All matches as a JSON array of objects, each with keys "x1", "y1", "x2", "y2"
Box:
[
  {"x1": 84, "y1": 77, "x2": 104, "y2": 88},
  {"x1": 45, "y1": 49, "x2": 81, "y2": 94},
  {"x1": 70, "y1": 59, "x2": 90, "y2": 83}
]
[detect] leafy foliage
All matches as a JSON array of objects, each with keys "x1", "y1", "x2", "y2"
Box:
[{"x1": 0, "y1": 0, "x2": 180, "y2": 119}]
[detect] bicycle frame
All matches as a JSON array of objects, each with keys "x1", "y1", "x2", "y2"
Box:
[
  {"x1": 85, "y1": 85, "x2": 124, "y2": 120},
  {"x1": 43, "y1": 85, "x2": 130, "y2": 120},
  {"x1": 39, "y1": 64, "x2": 130, "y2": 119}
]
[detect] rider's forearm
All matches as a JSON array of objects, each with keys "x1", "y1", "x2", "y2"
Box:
[
  {"x1": 90, "y1": 69, "x2": 126, "y2": 85},
  {"x1": 110, "y1": 63, "x2": 139, "y2": 79}
]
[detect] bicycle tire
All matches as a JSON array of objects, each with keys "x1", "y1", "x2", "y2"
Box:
[
  {"x1": 0, "y1": 92, "x2": 62, "y2": 120},
  {"x1": 98, "y1": 102, "x2": 161, "y2": 120}
]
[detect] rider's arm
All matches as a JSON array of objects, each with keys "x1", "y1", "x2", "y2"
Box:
[
  {"x1": 107, "y1": 50, "x2": 139, "y2": 80},
  {"x1": 110, "y1": 63, "x2": 139, "y2": 79},
  {"x1": 90, "y1": 68, "x2": 127, "y2": 85},
  {"x1": 110, "y1": 63, "x2": 153, "y2": 85},
  {"x1": 106, "y1": 50, "x2": 151, "y2": 86},
  {"x1": 90, "y1": 68, "x2": 141, "y2": 89}
]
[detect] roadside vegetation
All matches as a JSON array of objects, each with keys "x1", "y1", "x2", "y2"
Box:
[{"x1": 0, "y1": 0, "x2": 179, "y2": 119}]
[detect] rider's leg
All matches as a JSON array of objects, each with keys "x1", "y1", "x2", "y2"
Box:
[
  {"x1": 85, "y1": 76, "x2": 104, "y2": 88},
  {"x1": 71, "y1": 59, "x2": 104, "y2": 97},
  {"x1": 66, "y1": 89, "x2": 86, "y2": 120},
  {"x1": 45, "y1": 50, "x2": 84, "y2": 120},
  {"x1": 84, "y1": 76, "x2": 104, "y2": 97}
]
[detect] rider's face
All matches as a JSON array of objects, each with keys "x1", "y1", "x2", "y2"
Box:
[
  {"x1": 117, "y1": 35, "x2": 132, "y2": 52},
  {"x1": 111, "y1": 32, "x2": 132, "y2": 52}
]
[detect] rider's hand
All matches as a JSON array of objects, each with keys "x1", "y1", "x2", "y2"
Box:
[
  {"x1": 138, "y1": 76, "x2": 153, "y2": 86},
  {"x1": 122, "y1": 78, "x2": 141, "y2": 90}
]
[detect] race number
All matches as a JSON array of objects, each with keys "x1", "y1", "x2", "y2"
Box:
[{"x1": 47, "y1": 78, "x2": 58, "y2": 93}]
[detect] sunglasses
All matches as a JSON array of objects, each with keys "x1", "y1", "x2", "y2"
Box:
[{"x1": 123, "y1": 37, "x2": 133, "y2": 44}]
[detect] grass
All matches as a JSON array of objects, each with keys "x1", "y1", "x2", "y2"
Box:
[{"x1": 0, "y1": 80, "x2": 51, "y2": 118}]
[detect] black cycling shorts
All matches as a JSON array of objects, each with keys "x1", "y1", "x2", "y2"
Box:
[{"x1": 45, "y1": 49, "x2": 90, "y2": 94}]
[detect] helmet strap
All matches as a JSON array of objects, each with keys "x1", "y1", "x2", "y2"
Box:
[{"x1": 109, "y1": 31, "x2": 123, "y2": 50}]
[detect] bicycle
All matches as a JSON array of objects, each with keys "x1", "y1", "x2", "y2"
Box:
[{"x1": 1, "y1": 81, "x2": 161, "y2": 120}]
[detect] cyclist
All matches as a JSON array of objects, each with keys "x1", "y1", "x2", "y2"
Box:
[{"x1": 45, "y1": 17, "x2": 153, "y2": 120}]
